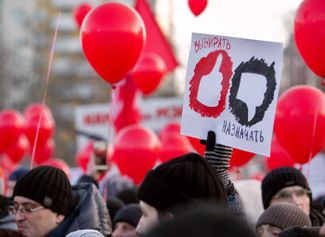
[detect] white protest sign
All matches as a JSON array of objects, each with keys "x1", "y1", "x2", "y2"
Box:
[
  {"x1": 181, "y1": 33, "x2": 283, "y2": 156},
  {"x1": 75, "y1": 97, "x2": 183, "y2": 151}
]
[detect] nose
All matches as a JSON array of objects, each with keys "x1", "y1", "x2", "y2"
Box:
[
  {"x1": 112, "y1": 228, "x2": 121, "y2": 237},
  {"x1": 290, "y1": 195, "x2": 301, "y2": 206},
  {"x1": 15, "y1": 210, "x2": 26, "y2": 222}
]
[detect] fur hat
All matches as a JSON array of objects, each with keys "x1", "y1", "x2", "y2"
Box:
[
  {"x1": 262, "y1": 167, "x2": 311, "y2": 209},
  {"x1": 66, "y1": 229, "x2": 105, "y2": 237},
  {"x1": 13, "y1": 166, "x2": 75, "y2": 215},
  {"x1": 256, "y1": 203, "x2": 311, "y2": 230},
  {"x1": 138, "y1": 153, "x2": 226, "y2": 213}
]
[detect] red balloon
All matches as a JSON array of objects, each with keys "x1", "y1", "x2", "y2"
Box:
[
  {"x1": 188, "y1": 0, "x2": 208, "y2": 16},
  {"x1": 5, "y1": 135, "x2": 29, "y2": 164},
  {"x1": 159, "y1": 122, "x2": 181, "y2": 142},
  {"x1": 30, "y1": 139, "x2": 55, "y2": 165},
  {"x1": 41, "y1": 158, "x2": 71, "y2": 179},
  {"x1": 81, "y1": 2, "x2": 146, "y2": 85},
  {"x1": 24, "y1": 104, "x2": 55, "y2": 148},
  {"x1": 186, "y1": 136, "x2": 205, "y2": 155},
  {"x1": 294, "y1": 0, "x2": 325, "y2": 83},
  {"x1": 0, "y1": 155, "x2": 18, "y2": 179},
  {"x1": 266, "y1": 138, "x2": 295, "y2": 171},
  {"x1": 73, "y1": 3, "x2": 92, "y2": 28},
  {"x1": 0, "y1": 109, "x2": 25, "y2": 152},
  {"x1": 112, "y1": 125, "x2": 160, "y2": 185},
  {"x1": 158, "y1": 134, "x2": 193, "y2": 163},
  {"x1": 274, "y1": 86, "x2": 325, "y2": 164},
  {"x1": 131, "y1": 53, "x2": 166, "y2": 95},
  {"x1": 76, "y1": 141, "x2": 93, "y2": 173},
  {"x1": 230, "y1": 148, "x2": 255, "y2": 168}
]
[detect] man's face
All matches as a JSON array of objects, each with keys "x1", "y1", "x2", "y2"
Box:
[
  {"x1": 13, "y1": 196, "x2": 64, "y2": 237},
  {"x1": 136, "y1": 201, "x2": 159, "y2": 236},
  {"x1": 112, "y1": 221, "x2": 137, "y2": 237},
  {"x1": 270, "y1": 185, "x2": 311, "y2": 215},
  {"x1": 256, "y1": 224, "x2": 282, "y2": 237}
]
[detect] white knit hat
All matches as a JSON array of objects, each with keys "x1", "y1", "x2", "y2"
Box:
[{"x1": 66, "y1": 229, "x2": 104, "y2": 237}]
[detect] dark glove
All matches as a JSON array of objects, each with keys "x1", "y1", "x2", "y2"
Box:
[
  {"x1": 200, "y1": 130, "x2": 216, "y2": 152},
  {"x1": 203, "y1": 130, "x2": 234, "y2": 193}
]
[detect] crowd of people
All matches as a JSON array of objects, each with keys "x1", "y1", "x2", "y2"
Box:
[{"x1": 0, "y1": 131, "x2": 325, "y2": 237}]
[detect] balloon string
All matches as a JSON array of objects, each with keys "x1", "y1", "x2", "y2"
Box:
[
  {"x1": 305, "y1": 108, "x2": 318, "y2": 183},
  {"x1": 108, "y1": 85, "x2": 117, "y2": 154},
  {"x1": 30, "y1": 12, "x2": 61, "y2": 170}
]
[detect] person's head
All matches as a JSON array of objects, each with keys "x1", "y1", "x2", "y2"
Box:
[
  {"x1": 11, "y1": 166, "x2": 75, "y2": 237},
  {"x1": 77, "y1": 174, "x2": 99, "y2": 188},
  {"x1": 256, "y1": 203, "x2": 312, "y2": 237},
  {"x1": 262, "y1": 167, "x2": 311, "y2": 215},
  {"x1": 66, "y1": 229, "x2": 105, "y2": 237},
  {"x1": 106, "y1": 196, "x2": 125, "y2": 221},
  {"x1": 116, "y1": 187, "x2": 139, "y2": 205},
  {"x1": 112, "y1": 204, "x2": 142, "y2": 237},
  {"x1": 136, "y1": 153, "x2": 227, "y2": 236},
  {"x1": 6, "y1": 166, "x2": 29, "y2": 197},
  {"x1": 144, "y1": 204, "x2": 256, "y2": 237}
]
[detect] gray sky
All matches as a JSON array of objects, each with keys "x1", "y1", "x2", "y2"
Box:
[{"x1": 171, "y1": 0, "x2": 303, "y2": 92}]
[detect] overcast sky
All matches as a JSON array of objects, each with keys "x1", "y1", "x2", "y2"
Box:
[{"x1": 171, "y1": 0, "x2": 303, "y2": 90}]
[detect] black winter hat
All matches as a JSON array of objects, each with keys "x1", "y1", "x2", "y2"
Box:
[
  {"x1": 113, "y1": 204, "x2": 142, "y2": 227},
  {"x1": 256, "y1": 203, "x2": 311, "y2": 230},
  {"x1": 262, "y1": 167, "x2": 311, "y2": 209},
  {"x1": 13, "y1": 166, "x2": 75, "y2": 215},
  {"x1": 138, "y1": 153, "x2": 227, "y2": 213}
]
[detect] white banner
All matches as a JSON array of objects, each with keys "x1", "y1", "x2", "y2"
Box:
[{"x1": 74, "y1": 97, "x2": 183, "y2": 151}]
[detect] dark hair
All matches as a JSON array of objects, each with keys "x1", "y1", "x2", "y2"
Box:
[{"x1": 145, "y1": 204, "x2": 256, "y2": 237}]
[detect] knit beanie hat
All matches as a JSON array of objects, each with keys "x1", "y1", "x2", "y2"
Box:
[
  {"x1": 13, "y1": 166, "x2": 75, "y2": 215},
  {"x1": 66, "y1": 229, "x2": 105, "y2": 237},
  {"x1": 261, "y1": 167, "x2": 311, "y2": 209},
  {"x1": 106, "y1": 196, "x2": 125, "y2": 221},
  {"x1": 256, "y1": 203, "x2": 312, "y2": 230},
  {"x1": 113, "y1": 204, "x2": 142, "y2": 227},
  {"x1": 138, "y1": 153, "x2": 227, "y2": 213}
]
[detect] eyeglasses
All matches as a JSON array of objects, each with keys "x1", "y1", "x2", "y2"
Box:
[
  {"x1": 274, "y1": 188, "x2": 311, "y2": 200},
  {"x1": 8, "y1": 204, "x2": 44, "y2": 217}
]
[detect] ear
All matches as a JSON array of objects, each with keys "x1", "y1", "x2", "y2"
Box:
[{"x1": 56, "y1": 214, "x2": 65, "y2": 225}]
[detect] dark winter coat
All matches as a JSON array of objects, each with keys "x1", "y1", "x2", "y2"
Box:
[{"x1": 46, "y1": 183, "x2": 112, "y2": 237}]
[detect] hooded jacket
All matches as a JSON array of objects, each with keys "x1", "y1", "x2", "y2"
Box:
[{"x1": 46, "y1": 183, "x2": 112, "y2": 237}]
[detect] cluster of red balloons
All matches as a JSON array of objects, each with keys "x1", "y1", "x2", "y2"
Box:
[{"x1": 0, "y1": 104, "x2": 56, "y2": 166}]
